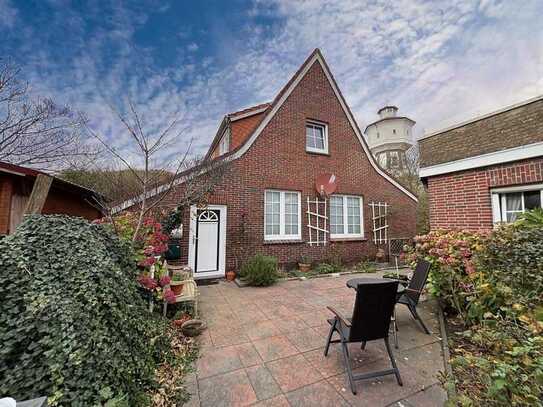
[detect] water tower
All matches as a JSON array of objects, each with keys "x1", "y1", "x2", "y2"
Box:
[{"x1": 364, "y1": 106, "x2": 415, "y2": 173}]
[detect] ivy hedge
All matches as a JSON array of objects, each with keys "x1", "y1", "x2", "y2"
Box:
[{"x1": 0, "y1": 215, "x2": 170, "y2": 406}]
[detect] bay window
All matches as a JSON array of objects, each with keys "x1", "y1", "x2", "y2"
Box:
[{"x1": 264, "y1": 190, "x2": 301, "y2": 240}]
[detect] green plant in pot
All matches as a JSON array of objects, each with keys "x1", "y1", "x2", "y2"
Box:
[
  {"x1": 298, "y1": 255, "x2": 311, "y2": 273},
  {"x1": 170, "y1": 271, "x2": 187, "y2": 296}
]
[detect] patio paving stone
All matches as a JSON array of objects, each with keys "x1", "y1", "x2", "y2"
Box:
[
  {"x1": 197, "y1": 346, "x2": 244, "y2": 379},
  {"x1": 198, "y1": 369, "x2": 257, "y2": 407},
  {"x1": 286, "y1": 327, "x2": 325, "y2": 352},
  {"x1": 303, "y1": 347, "x2": 345, "y2": 378},
  {"x1": 245, "y1": 364, "x2": 282, "y2": 401},
  {"x1": 326, "y1": 358, "x2": 423, "y2": 407},
  {"x1": 251, "y1": 394, "x2": 291, "y2": 406},
  {"x1": 191, "y1": 272, "x2": 447, "y2": 406},
  {"x1": 265, "y1": 354, "x2": 324, "y2": 393},
  {"x1": 273, "y1": 316, "x2": 308, "y2": 334},
  {"x1": 398, "y1": 383, "x2": 448, "y2": 407},
  {"x1": 285, "y1": 380, "x2": 350, "y2": 407},
  {"x1": 245, "y1": 319, "x2": 283, "y2": 340},
  {"x1": 252, "y1": 335, "x2": 299, "y2": 362}
]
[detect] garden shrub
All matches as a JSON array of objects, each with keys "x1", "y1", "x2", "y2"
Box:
[
  {"x1": 405, "y1": 222, "x2": 543, "y2": 405},
  {"x1": 403, "y1": 230, "x2": 487, "y2": 322},
  {"x1": 314, "y1": 262, "x2": 342, "y2": 274},
  {"x1": 0, "y1": 215, "x2": 170, "y2": 406},
  {"x1": 239, "y1": 254, "x2": 279, "y2": 286}
]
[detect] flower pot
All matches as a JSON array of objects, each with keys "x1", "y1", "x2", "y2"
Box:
[
  {"x1": 170, "y1": 281, "x2": 184, "y2": 296},
  {"x1": 298, "y1": 263, "x2": 311, "y2": 273},
  {"x1": 181, "y1": 319, "x2": 207, "y2": 337},
  {"x1": 225, "y1": 270, "x2": 236, "y2": 281}
]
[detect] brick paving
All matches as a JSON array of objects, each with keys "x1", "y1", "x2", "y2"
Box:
[{"x1": 186, "y1": 272, "x2": 447, "y2": 407}]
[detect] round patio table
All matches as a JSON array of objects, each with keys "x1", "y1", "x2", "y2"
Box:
[{"x1": 346, "y1": 277, "x2": 406, "y2": 294}]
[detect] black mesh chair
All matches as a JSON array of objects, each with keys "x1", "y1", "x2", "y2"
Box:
[
  {"x1": 324, "y1": 280, "x2": 402, "y2": 395},
  {"x1": 396, "y1": 259, "x2": 431, "y2": 334}
]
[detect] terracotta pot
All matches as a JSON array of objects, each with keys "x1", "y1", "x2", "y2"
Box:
[
  {"x1": 225, "y1": 270, "x2": 236, "y2": 281},
  {"x1": 170, "y1": 282, "x2": 184, "y2": 295},
  {"x1": 298, "y1": 263, "x2": 311, "y2": 273}
]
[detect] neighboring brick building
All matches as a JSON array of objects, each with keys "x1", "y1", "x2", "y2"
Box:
[
  {"x1": 419, "y1": 95, "x2": 543, "y2": 231},
  {"x1": 0, "y1": 161, "x2": 102, "y2": 235},
  {"x1": 122, "y1": 49, "x2": 418, "y2": 279}
]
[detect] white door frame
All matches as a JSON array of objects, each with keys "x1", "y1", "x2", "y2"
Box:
[{"x1": 188, "y1": 205, "x2": 227, "y2": 279}]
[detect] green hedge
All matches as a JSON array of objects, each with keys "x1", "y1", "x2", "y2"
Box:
[{"x1": 0, "y1": 215, "x2": 168, "y2": 406}]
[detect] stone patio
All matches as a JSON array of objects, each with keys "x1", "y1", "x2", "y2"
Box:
[{"x1": 185, "y1": 272, "x2": 447, "y2": 407}]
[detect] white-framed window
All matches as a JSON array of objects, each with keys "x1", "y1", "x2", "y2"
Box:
[
  {"x1": 330, "y1": 195, "x2": 364, "y2": 238},
  {"x1": 305, "y1": 121, "x2": 328, "y2": 154},
  {"x1": 264, "y1": 190, "x2": 301, "y2": 240},
  {"x1": 491, "y1": 184, "x2": 543, "y2": 224},
  {"x1": 219, "y1": 129, "x2": 230, "y2": 155}
]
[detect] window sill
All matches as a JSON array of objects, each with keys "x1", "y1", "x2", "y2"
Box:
[
  {"x1": 305, "y1": 149, "x2": 330, "y2": 156},
  {"x1": 263, "y1": 239, "x2": 305, "y2": 245},
  {"x1": 330, "y1": 237, "x2": 367, "y2": 242}
]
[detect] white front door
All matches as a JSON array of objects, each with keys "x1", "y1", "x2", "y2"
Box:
[{"x1": 188, "y1": 205, "x2": 226, "y2": 279}]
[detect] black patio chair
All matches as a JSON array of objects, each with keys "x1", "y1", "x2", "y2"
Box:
[
  {"x1": 396, "y1": 259, "x2": 432, "y2": 335},
  {"x1": 324, "y1": 280, "x2": 402, "y2": 395}
]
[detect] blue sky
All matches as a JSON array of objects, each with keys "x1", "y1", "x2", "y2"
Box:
[{"x1": 1, "y1": 0, "x2": 542, "y2": 167}]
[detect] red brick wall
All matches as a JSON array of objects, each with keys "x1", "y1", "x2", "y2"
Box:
[
  {"x1": 427, "y1": 157, "x2": 543, "y2": 231},
  {"x1": 159, "y1": 61, "x2": 417, "y2": 271}
]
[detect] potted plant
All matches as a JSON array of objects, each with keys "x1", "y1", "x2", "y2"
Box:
[
  {"x1": 298, "y1": 255, "x2": 311, "y2": 273},
  {"x1": 170, "y1": 271, "x2": 187, "y2": 296},
  {"x1": 225, "y1": 269, "x2": 236, "y2": 281}
]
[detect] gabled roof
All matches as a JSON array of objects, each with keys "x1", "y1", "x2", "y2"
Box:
[
  {"x1": 227, "y1": 102, "x2": 270, "y2": 121},
  {"x1": 0, "y1": 161, "x2": 103, "y2": 200},
  {"x1": 224, "y1": 48, "x2": 417, "y2": 201},
  {"x1": 118, "y1": 48, "x2": 418, "y2": 210},
  {"x1": 204, "y1": 102, "x2": 271, "y2": 160}
]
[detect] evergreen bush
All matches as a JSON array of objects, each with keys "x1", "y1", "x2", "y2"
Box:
[
  {"x1": 0, "y1": 215, "x2": 169, "y2": 406},
  {"x1": 239, "y1": 254, "x2": 279, "y2": 286}
]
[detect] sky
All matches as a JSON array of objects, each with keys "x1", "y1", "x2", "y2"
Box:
[{"x1": 1, "y1": 0, "x2": 542, "y2": 168}]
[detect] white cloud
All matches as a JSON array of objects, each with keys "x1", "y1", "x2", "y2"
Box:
[{"x1": 4, "y1": 0, "x2": 542, "y2": 169}]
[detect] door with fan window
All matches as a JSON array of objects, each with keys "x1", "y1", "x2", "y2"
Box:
[{"x1": 188, "y1": 205, "x2": 226, "y2": 279}]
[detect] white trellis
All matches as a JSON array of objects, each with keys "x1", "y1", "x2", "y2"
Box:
[
  {"x1": 369, "y1": 201, "x2": 389, "y2": 244},
  {"x1": 306, "y1": 197, "x2": 328, "y2": 246}
]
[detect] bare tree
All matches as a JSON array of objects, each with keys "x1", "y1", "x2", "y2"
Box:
[
  {"x1": 83, "y1": 101, "x2": 230, "y2": 241},
  {"x1": 395, "y1": 144, "x2": 429, "y2": 234},
  {"x1": 0, "y1": 60, "x2": 90, "y2": 168}
]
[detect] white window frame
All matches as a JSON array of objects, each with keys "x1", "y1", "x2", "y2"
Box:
[
  {"x1": 264, "y1": 190, "x2": 302, "y2": 241},
  {"x1": 305, "y1": 120, "x2": 328, "y2": 154},
  {"x1": 490, "y1": 184, "x2": 543, "y2": 224},
  {"x1": 330, "y1": 194, "x2": 364, "y2": 239},
  {"x1": 218, "y1": 129, "x2": 230, "y2": 155}
]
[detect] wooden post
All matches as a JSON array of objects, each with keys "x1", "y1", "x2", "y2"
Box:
[{"x1": 24, "y1": 174, "x2": 53, "y2": 215}]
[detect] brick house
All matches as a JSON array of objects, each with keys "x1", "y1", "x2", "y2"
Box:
[
  {"x1": 0, "y1": 161, "x2": 102, "y2": 235},
  {"x1": 123, "y1": 49, "x2": 418, "y2": 279},
  {"x1": 419, "y1": 95, "x2": 543, "y2": 231}
]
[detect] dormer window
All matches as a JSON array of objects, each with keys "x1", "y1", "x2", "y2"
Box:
[
  {"x1": 219, "y1": 129, "x2": 230, "y2": 155},
  {"x1": 306, "y1": 121, "x2": 328, "y2": 154}
]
